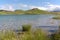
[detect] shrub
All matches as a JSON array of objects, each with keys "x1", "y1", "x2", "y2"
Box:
[{"x1": 22, "y1": 24, "x2": 31, "y2": 32}]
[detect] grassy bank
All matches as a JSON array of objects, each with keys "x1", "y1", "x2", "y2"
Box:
[
  {"x1": 0, "y1": 29, "x2": 48, "y2": 40},
  {"x1": 0, "y1": 24, "x2": 60, "y2": 40},
  {"x1": 52, "y1": 15, "x2": 60, "y2": 19},
  {"x1": 0, "y1": 24, "x2": 49, "y2": 40}
]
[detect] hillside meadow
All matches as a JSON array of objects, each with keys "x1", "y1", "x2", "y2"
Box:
[{"x1": 0, "y1": 8, "x2": 60, "y2": 15}]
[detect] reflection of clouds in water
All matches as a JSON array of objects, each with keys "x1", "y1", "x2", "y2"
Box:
[
  {"x1": 36, "y1": 18, "x2": 58, "y2": 26},
  {"x1": 46, "y1": 19, "x2": 58, "y2": 26},
  {"x1": 33, "y1": 17, "x2": 59, "y2": 31},
  {"x1": 56, "y1": 20, "x2": 60, "y2": 25}
]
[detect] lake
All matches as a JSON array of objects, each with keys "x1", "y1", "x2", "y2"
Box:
[{"x1": 0, "y1": 15, "x2": 59, "y2": 32}]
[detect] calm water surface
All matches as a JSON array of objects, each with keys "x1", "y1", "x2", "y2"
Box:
[{"x1": 0, "y1": 15, "x2": 59, "y2": 31}]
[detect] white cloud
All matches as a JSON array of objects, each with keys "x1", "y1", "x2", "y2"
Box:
[
  {"x1": 19, "y1": 4, "x2": 28, "y2": 8},
  {"x1": 28, "y1": 5, "x2": 47, "y2": 10},
  {"x1": 18, "y1": 4, "x2": 48, "y2": 10},
  {"x1": 0, "y1": 3, "x2": 48, "y2": 11},
  {"x1": 31, "y1": 2, "x2": 60, "y2": 11},
  {"x1": 42, "y1": 2, "x2": 60, "y2": 11},
  {"x1": 0, "y1": 5, "x2": 14, "y2": 11},
  {"x1": 46, "y1": 4, "x2": 60, "y2": 11},
  {"x1": 8, "y1": 5, "x2": 14, "y2": 11},
  {"x1": 0, "y1": 3, "x2": 60, "y2": 11}
]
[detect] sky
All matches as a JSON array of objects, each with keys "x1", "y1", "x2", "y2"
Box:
[
  {"x1": 41, "y1": 0, "x2": 60, "y2": 11},
  {"x1": 0, "y1": 0, "x2": 60, "y2": 11}
]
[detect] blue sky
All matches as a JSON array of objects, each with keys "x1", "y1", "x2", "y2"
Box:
[
  {"x1": 41, "y1": 0, "x2": 60, "y2": 11},
  {"x1": 41, "y1": 0, "x2": 60, "y2": 6},
  {"x1": 0, "y1": 0, "x2": 60, "y2": 11},
  {"x1": 0, "y1": 0, "x2": 41, "y2": 6},
  {"x1": 0, "y1": 0, "x2": 42, "y2": 11}
]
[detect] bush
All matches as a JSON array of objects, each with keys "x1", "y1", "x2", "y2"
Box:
[{"x1": 22, "y1": 24, "x2": 31, "y2": 32}]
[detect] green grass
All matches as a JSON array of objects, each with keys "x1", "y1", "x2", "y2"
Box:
[
  {"x1": 0, "y1": 8, "x2": 49, "y2": 15},
  {"x1": 0, "y1": 29, "x2": 49, "y2": 40},
  {"x1": 52, "y1": 15, "x2": 60, "y2": 19},
  {"x1": 1, "y1": 24, "x2": 60, "y2": 40},
  {"x1": 0, "y1": 24, "x2": 49, "y2": 40}
]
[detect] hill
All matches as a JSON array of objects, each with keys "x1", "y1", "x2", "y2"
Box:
[
  {"x1": 24, "y1": 8, "x2": 48, "y2": 14},
  {"x1": 0, "y1": 8, "x2": 53, "y2": 15}
]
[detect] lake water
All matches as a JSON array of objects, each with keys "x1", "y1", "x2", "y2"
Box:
[{"x1": 0, "y1": 15, "x2": 59, "y2": 32}]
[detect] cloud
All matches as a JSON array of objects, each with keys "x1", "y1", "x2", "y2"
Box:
[
  {"x1": 28, "y1": 6, "x2": 47, "y2": 10},
  {"x1": 46, "y1": 4, "x2": 60, "y2": 11},
  {"x1": 1, "y1": 3, "x2": 60, "y2": 11},
  {"x1": 0, "y1": 3, "x2": 48, "y2": 11},
  {"x1": 0, "y1": 4, "x2": 14, "y2": 11},
  {"x1": 0, "y1": 4, "x2": 48, "y2": 11},
  {"x1": 42, "y1": 2, "x2": 60, "y2": 11},
  {"x1": 18, "y1": 4, "x2": 48, "y2": 10},
  {"x1": 19, "y1": 4, "x2": 28, "y2": 8}
]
